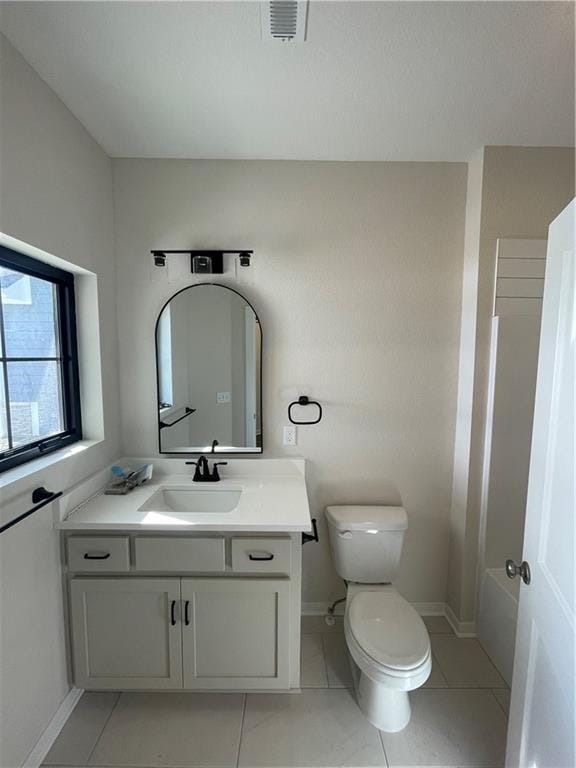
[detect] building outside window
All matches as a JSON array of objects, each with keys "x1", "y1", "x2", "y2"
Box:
[{"x1": 0, "y1": 245, "x2": 82, "y2": 472}]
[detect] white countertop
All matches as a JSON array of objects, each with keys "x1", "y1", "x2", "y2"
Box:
[{"x1": 57, "y1": 460, "x2": 311, "y2": 533}]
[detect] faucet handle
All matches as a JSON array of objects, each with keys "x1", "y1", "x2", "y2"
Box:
[
  {"x1": 186, "y1": 460, "x2": 205, "y2": 482},
  {"x1": 211, "y1": 462, "x2": 228, "y2": 482}
]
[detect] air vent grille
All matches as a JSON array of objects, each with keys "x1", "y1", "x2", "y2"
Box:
[
  {"x1": 270, "y1": 1, "x2": 298, "y2": 38},
  {"x1": 261, "y1": 1, "x2": 308, "y2": 43}
]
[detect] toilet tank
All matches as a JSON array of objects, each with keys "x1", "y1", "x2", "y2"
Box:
[{"x1": 325, "y1": 505, "x2": 408, "y2": 583}]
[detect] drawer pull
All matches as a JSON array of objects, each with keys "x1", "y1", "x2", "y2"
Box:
[
  {"x1": 83, "y1": 552, "x2": 111, "y2": 560},
  {"x1": 184, "y1": 600, "x2": 191, "y2": 626},
  {"x1": 170, "y1": 600, "x2": 177, "y2": 626},
  {"x1": 248, "y1": 552, "x2": 274, "y2": 561}
]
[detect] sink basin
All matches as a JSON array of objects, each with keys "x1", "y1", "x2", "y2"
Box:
[{"x1": 138, "y1": 486, "x2": 242, "y2": 514}]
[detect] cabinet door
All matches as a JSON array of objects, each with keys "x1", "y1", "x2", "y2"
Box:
[
  {"x1": 70, "y1": 578, "x2": 182, "y2": 689},
  {"x1": 182, "y1": 578, "x2": 290, "y2": 689}
]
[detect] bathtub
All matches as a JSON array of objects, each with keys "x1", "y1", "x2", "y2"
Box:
[{"x1": 477, "y1": 567, "x2": 520, "y2": 686}]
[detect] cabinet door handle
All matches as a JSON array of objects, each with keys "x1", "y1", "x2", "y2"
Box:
[
  {"x1": 184, "y1": 600, "x2": 191, "y2": 626},
  {"x1": 248, "y1": 552, "x2": 274, "y2": 561},
  {"x1": 83, "y1": 552, "x2": 111, "y2": 560},
  {"x1": 170, "y1": 600, "x2": 177, "y2": 626}
]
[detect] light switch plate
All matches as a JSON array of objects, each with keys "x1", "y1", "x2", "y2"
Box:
[
  {"x1": 217, "y1": 392, "x2": 231, "y2": 403},
  {"x1": 283, "y1": 425, "x2": 297, "y2": 446}
]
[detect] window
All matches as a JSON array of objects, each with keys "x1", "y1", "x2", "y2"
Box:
[{"x1": 0, "y1": 245, "x2": 82, "y2": 472}]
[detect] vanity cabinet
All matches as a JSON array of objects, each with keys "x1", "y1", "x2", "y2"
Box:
[
  {"x1": 70, "y1": 578, "x2": 183, "y2": 689},
  {"x1": 65, "y1": 533, "x2": 300, "y2": 692},
  {"x1": 182, "y1": 578, "x2": 290, "y2": 689}
]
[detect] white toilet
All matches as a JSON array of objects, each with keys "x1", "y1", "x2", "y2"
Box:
[{"x1": 325, "y1": 505, "x2": 431, "y2": 733}]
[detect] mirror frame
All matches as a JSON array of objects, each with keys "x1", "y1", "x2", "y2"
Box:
[{"x1": 154, "y1": 282, "x2": 263, "y2": 455}]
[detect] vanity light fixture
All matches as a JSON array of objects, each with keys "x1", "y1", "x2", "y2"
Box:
[
  {"x1": 238, "y1": 251, "x2": 252, "y2": 267},
  {"x1": 151, "y1": 250, "x2": 253, "y2": 271}
]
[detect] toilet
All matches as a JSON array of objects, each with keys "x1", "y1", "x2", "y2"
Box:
[{"x1": 325, "y1": 505, "x2": 431, "y2": 732}]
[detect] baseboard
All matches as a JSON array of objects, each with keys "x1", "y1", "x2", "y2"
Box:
[
  {"x1": 302, "y1": 601, "x2": 344, "y2": 616},
  {"x1": 303, "y1": 600, "x2": 449, "y2": 618},
  {"x1": 445, "y1": 604, "x2": 477, "y2": 638},
  {"x1": 22, "y1": 687, "x2": 83, "y2": 768},
  {"x1": 411, "y1": 602, "x2": 446, "y2": 616}
]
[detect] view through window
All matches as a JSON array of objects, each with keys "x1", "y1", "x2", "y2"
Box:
[{"x1": 0, "y1": 246, "x2": 81, "y2": 470}]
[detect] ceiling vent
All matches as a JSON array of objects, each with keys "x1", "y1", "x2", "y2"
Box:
[{"x1": 261, "y1": 1, "x2": 308, "y2": 43}]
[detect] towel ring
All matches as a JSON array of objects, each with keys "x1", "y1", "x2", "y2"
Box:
[{"x1": 288, "y1": 396, "x2": 323, "y2": 425}]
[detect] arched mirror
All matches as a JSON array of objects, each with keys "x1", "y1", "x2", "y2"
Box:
[{"x1": 156, "y1": 284, "x2": 262, "y2": 454}]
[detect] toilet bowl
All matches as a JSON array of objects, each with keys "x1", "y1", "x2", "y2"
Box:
[
  {"x1": 325, "y1": 505, "x2": 431, "y2": 732},
  {"x1": 344, "y1": 584, "x2": 431, "y2": 732}
]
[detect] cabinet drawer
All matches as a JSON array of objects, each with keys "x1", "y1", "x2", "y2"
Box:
[
  {"x1": 134, "y1": 537, "x2": 225, "y2": 572},
  {"x1": 231, "y1": 537, "x2": 292, "y2": 574},
  {"x1": 67, "y1": 536, "x2": 130, "y2": 572}
]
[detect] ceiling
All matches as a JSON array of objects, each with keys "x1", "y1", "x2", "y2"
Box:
[{"x1": 0, "y1": 1, "x2": 573, "y2": 161}]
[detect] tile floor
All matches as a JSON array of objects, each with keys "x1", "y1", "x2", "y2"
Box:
[{"x1": 43, "y1": 615, "x2": 510, "y2": 768}]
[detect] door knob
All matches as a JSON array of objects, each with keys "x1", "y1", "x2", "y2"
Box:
[{"x1": 506, "y1": 559, "x2": 531, "y2": 585}]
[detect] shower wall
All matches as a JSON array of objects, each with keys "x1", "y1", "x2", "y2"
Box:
[
  {"x1": 477, "y1": 238, "x2": 545, "y2": 680},
  {"x1": 482, "y1": 314, "x2": 541, "y2": 566}
]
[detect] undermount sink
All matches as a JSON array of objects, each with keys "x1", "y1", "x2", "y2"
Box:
[{"x1": 138, "y1": 486, "x2": 242, "y2": 514}]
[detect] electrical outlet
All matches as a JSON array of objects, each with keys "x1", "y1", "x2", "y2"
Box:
[
  {"x1": 283, "y1": 425, "x2": 297, "y2": 446},
  {"x1": 217, "y1": 392, "x2": 231, "y2": 404}
]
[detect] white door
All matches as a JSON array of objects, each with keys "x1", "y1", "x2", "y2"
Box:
[
  {"x1": 181, "y1": 578, "x2": 290, "y2": 689},
  {"x1": 506, "y1": 200, "x2": 575, "y2": 768},
  {"x1": 70, "y1": 578, "x2": 183, "y2": 689}
]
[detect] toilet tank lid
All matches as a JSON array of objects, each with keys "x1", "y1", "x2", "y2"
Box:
[{"x1": 325, "y1": 505, "x2": 407, "y2": 532}]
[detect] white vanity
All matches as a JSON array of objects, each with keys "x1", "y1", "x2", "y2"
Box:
[{"x1": 57, "y1": 459, "x2": 311, "y2": 693}]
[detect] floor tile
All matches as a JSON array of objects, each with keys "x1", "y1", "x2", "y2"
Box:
[
  {"x1": 301, "y1": 633, "x2": 328, "y2": 688},
  {"x1": 89, "y1": 692, "x2": 244, "y2": 766},
  {"x1": 239, "y1": 688, "x2": 386, "y2": 767},
  {"x1": 423, "y1": 615, "x2": 454, "y2": 635},
  {"x1": 380, "y1": 689, "x2": 508, "y2": 767},
  {"x1": 323, "y1": 633, "x2": 354, "y2": 689},
  {"x1": 431, "y1": 636, "x2": 507, "y2": 688},
  {"x1": 422, "y1": 654, "x2": 448, "y2": 688},
  {"x1": 492, "y1": 687, "x2": 511, "y2": 716},
  {"x1": 301, "y1": 615, "x2": 344, "y2": 634},
  {"x1": 43, "y1": 692, "x2": 119, "y2": 766}
]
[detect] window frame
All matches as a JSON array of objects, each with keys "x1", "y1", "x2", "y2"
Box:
[{"x1": 0, "y1": 245, "x2": 82, "y2": 473}]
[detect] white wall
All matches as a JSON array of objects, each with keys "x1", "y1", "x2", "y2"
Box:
[
  {"x1": 113, "y1": 159, "x2": 467, "y2": 607},
  {"x1": 447, "y1": 150, "x2": 484, "y2": 622},
  {"x1": 0, "y1": 35, "x2": 120, "y2": 767}
]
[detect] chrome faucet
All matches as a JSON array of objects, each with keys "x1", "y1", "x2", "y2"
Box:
[{"x1": 186, "y1": 456, "x2": 227, "y2": 482}]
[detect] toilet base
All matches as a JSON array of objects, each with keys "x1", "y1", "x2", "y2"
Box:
[
  {"x1": 357, "y1": 671, "x2": 411, "y2": 732},
  {"x1": 349, "y1": 655, "x2": 412, "y2": 733}
]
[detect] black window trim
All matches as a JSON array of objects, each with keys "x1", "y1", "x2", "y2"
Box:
[{"x1": 0, "y1": 244, "x2": 82, "y2": 473}]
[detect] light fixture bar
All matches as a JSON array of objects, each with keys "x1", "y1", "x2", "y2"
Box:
[{"x1": 151, "y1": 250, "x2": 253, "y2": 269}]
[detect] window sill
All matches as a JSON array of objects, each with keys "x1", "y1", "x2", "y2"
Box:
[{"x1": 0, "y1": 438, "x2": 103, "y2": 491}]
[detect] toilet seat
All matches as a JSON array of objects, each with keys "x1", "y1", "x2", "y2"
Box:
[
  {"x1": 344, "y1": 590, "x2": 431, "y2": 690},
  {"x1": 348, "y1": 591, "x2": 430, "y2": 671}
]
